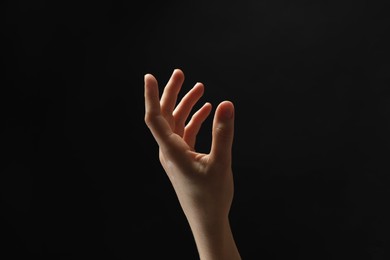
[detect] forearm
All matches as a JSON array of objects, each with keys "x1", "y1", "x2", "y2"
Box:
[{"x1": 187, "y1": 216, "x2": 241, "y2": 260}]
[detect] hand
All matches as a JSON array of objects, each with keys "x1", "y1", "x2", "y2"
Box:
[
  {"x1": 144, "y1": 68, "x2": 235, "y2": 224},
  {"x1": 144, "y1": 69, "x2": 240, "y2": 259}
]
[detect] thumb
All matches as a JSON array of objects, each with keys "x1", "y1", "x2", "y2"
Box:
[{"x1": 210, "y1": 101, "x2": 235, "y2": 163}]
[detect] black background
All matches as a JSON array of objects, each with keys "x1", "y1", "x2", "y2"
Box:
[{"x1": 2, "y1": 0, "x2": 390, "y2": 259}]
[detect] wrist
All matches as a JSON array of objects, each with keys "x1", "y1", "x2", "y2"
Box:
[{"x1": 187, "y1": 216, "x2": 241, "y2": 260}]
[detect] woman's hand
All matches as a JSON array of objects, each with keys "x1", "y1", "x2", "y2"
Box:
[{"x1": 144, "y1": 69, "x2": 240, "y2": 260}]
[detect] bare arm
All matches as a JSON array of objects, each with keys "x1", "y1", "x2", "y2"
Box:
[{"x1": 144, "y1": 69, "x2": 241, "y2": 260}]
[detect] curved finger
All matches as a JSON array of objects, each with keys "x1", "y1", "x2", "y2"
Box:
[
  {"x1": 183, "y1": 102, "x2": 212, "y2": 150},
  {"x1": 160, "y1": 69, "x2": 185, "y2": 117},
  {"x1": 144, "y1": 73, "x2": 174, "y2": 147},
  {"x1": 173, "y1": 82, "x2": 205, "y2": 135}
]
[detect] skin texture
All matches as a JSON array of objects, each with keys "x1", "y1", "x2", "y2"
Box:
[{"x1": 144, "y1": 69, "x2": 241, "y2": 260}]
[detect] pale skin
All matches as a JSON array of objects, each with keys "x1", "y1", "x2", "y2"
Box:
[{"x1": 144, "y1": 69, "x2": 241, "y2": 260}]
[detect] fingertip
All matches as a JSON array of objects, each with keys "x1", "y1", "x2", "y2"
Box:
[
  {"x1": 195, "y1": 81, "x2": 204, "y2": 87},
  {"x1": 193, "y1": 82, "x2": 205, "y2": 94},
  {"x1": 144, "y1": 73, "x2": 153, "y2": 81},
  {"x1": 221, "y1": 100, "x2": 234, "y2": 108},
  {"x1": 172, "y1": 68, "x2": 185, "y2": 80},
  {"x1": 173, "y1": 68, "x2": 183, "y2": 74},
  {"x1": 144, "y1": 73, "x2": 158, "y2": 87},
  {"x1": 218, "y1": 101, "x2": 234, "y2": 120},
  {"x1": 203, "y1": 101, "x2": 212, "y2": 111}
]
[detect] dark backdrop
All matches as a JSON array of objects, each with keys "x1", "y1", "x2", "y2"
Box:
[{"x1": 2, "y1": 0, "x2": 389, "y2": 259}]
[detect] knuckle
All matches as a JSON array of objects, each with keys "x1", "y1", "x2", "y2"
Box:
[{"x1": 144, "y1": 114, "x2": 154, "y2": 126}]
